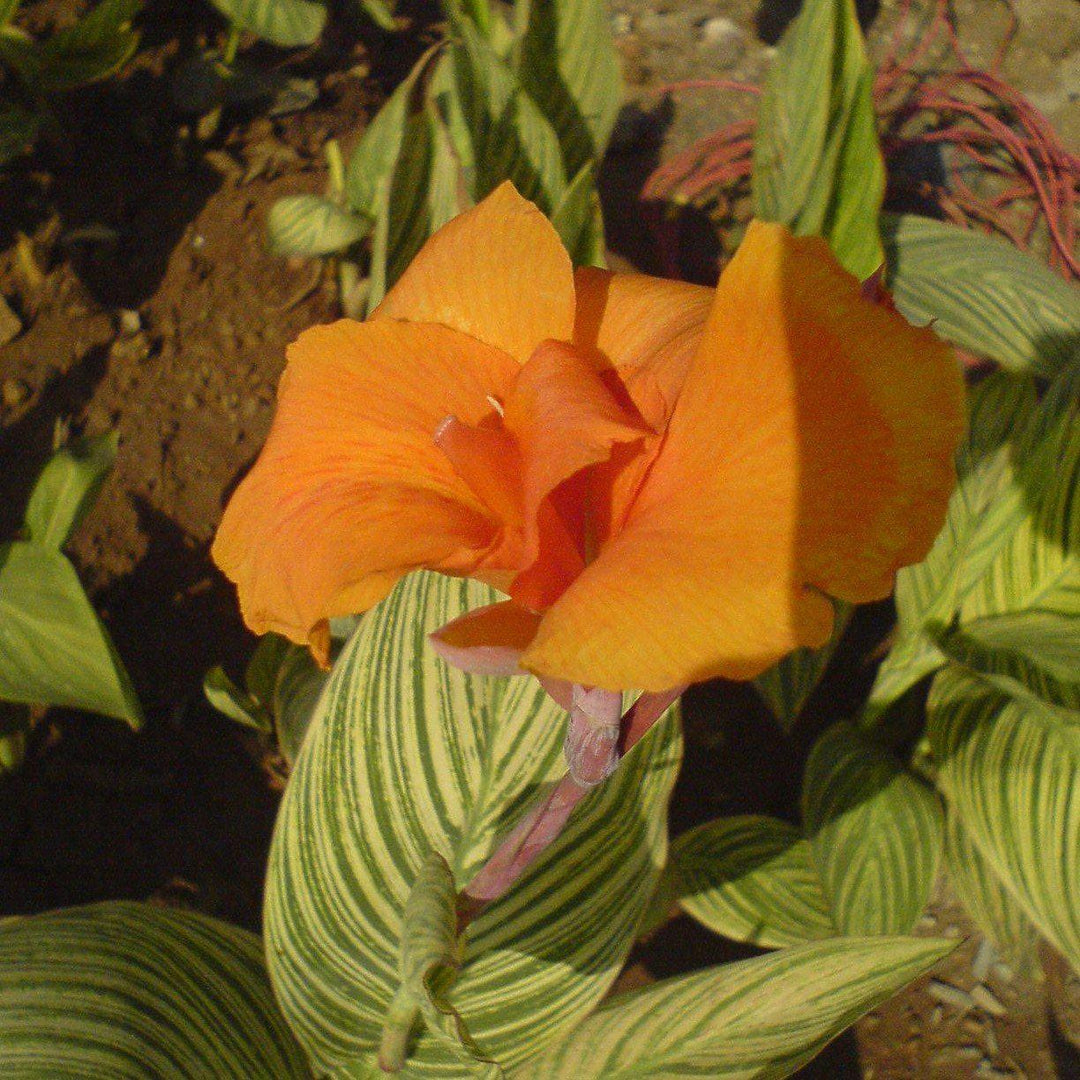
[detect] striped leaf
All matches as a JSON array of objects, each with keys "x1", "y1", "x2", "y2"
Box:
[
  {"x1": 673, "y1": 816, "x2": 835, "y2": 948},
  {"x1": 803, "y1": 723, "x2": 942, "y2": 936},
  {"x1": 752, "y1": 0, "x2": 884, "y2": 278},
  {"x1": 513, "y1": 0, "x2": 621, "y2": 176},
  {"x1": 929, "y1": 665, "x2": 1080, "y2": 972},
  {"x1": 266, "y1": 195, "x2": 369, "y2": 257},
  {"x1": 754, "y1": 601, "x2": 852, "y2": 731},
  {"x1": 0, "y1": 901, "x2": 311, "y2": 1078},
  {"x1": 882, "y1": 214, "x2": 1080, "y2": 378},
  {"x1": 509, "y1": 936, "x2": 953, "y2": 1079},
  {"x1": 864, "y1": 373, "x2": 1040, "y2": 724},
  {"x1": 264, "y1": 570, "x2": 681, "y2": 1077},
  {"x1": 207, "y1": 0, "x2": 326, "y2": 47},
  {"x1": 449, "y1": 11, "x2": 566, "y2": 212},
  {"x1": 943, "y1": 809, "x2": 1042, "y2": 979}
]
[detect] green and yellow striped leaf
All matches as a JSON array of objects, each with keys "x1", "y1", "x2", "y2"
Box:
[
  {"x1": 754, "y1": 601, "x2": 852, "y2": 731},
  {"x1": 0, "y1": 901, "x2": 311, "y2": 1078},
  {"x1": 673, "y1": 816, "x2": 835, "y2": 948},
  {"x1": 943, "y1": 809, "x2": 1042, "y2": 979},
  {"x1": 752, "y1": 0, "x2": 884, "y2": 278},
  {"x1": 266, "y1": 195, "x2": 369, "y2": 257},
  {"x1": 449, "y1": 11, "x2": 566, "y2": 212},
  {"x1": 929, "y1": 665, "x2": 1080, "y2": 973},
  {"x1": 803, "y1": 723, "x2": 942, "y2": 936},
  {"x1": 207, "y1": 0, "x2": 326, "y2": 47},
  {"x1": 882, "y1": 214, "x2": 1080, "y2": 378},
  {"x1": 864, "y1": 373, "x2": 1040, "y2": 724},
  {"x1": 264, "y1": 571, "x2": 681, "y2": 1077},
  {"x1": 508, "y1": 936, "x2": 953, "y2": 1079},
  {"x1": 513, "y1": 0, "x2": 621, "y2": 177}
]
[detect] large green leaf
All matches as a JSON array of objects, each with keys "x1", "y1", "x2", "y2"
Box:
[
  {"x1": 803, "y1": 723, "x2": 942, "y2": 936},
  {"x1": 0, "y1": 541, "x2": 141, "y2": 727},
  {"x1": 512, "y1": 0, "x2": 621, "y2": 177},
  {"x1": 752, "y1": 0, "x2": 884, "y2": 278},
  {"x1": 673, "y1": 816, "x2": 835, "y2": 948},
  {"x1": 449, "y1": 10, "x2": 566, "y2": 211},
  {"x1": 549, "y1": 162, "x2": 604, "y2": 268},
  {"x1": 207, "y1": 0, "x2": 326, "y2": 47},
  {"x1": 264, "y1": 571, "x2": 681, "y2": 1076},
  {"x1": 929, "y1": 665, "x2": 1080, "y2": 973},
  {"x1": 23, "y1": 431, "x2": 117, "y2": 550},
  {"x1": 267, "y1": 194, "x2": 369, "y2": 257},
  {"x1": 882, "y1": 214, "x2": 1080, "y2": 378},
  {"x1": 943, "y1": 809, "x2": 1041, "y2": 978},
  {"x1": 509, "y1": 936, "x2": 953, "y2": 1079},
  {"x1": 864, "y1": 372, "x2": 1041, "y2": 723},
  {"x1": 0, "y1": 901, "x2": 311, "y2": 1078}
]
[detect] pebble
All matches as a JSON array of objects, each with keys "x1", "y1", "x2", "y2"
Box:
[
  {"x1": 928, "y1": 979, "x2": 975, "y2": 1012},
  {"x1": 118, "y1": 308, "x2": 142, "y2": 336},
  {"x1": 699, "y1": 16, "x2": 746, "y2": 68},
  {"x1": 972, "y1": 985, "x2": 1008, "y2": 1017},
  {"x1": 972, "y1": 939, "x2": 998, "y2": 982}
]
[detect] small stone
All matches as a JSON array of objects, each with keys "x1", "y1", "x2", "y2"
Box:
[
  {"x1": 991, "y1": 961, "x2": 1016, "y2": 984},
  {"x1": 972, "y1": 939, "x2": 998, "y2": 982},
  {"x1": 118, "y1": 308, "x2": 142, "y2": 336},
  {"x1": 928, "y1": 979, "x2": 975, "y2": 1012},
  {"x1": 2, "y1": 377, "x2": 30, "y2": 409},
  {"x1": 699, "y1": 16, "x2": 746, "y2": 68},
  {"x1": 972, "y1": 985, "x2": 1008, "y2": 1017}
]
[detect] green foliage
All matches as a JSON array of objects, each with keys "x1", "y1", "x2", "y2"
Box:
[
  {"x1": 0, "y1": 0, "x2": 140, "y2": 163},
  {"x1": 267, "y1": 194, "x2": 371, "y2": 257},
  {"x1": 672, "y1": 723, "x2": 940, "y2": 946},
  {"x1": 511, "y1": 937, "x2": 953, "y2": 1079},
  {"x1": 205, "y1": 0, "x2": 327, "y2": 47},
  {"x1": 752, "y1": 0, "x2": 885, "y2": 278},
  {"x1": 0, "y1": 433, "x2": 141, "y2": 730},
  {"x1": 264, "y1": 571, "x2": 681, "y2": 1075},
  {"x1": 0, "y1": 901, "x2": 312, "y2": 1077},
  {"x1": 882, "y1": 214, "x2": 1080, "y2": 378}
]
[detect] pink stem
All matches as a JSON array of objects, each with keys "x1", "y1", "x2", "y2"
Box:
[{"x1": 457, "y1": 685, "x2": 685, "y2": 927}]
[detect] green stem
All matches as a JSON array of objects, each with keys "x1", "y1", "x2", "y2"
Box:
[
  {"x1": 378, "y1": 989, "x2": 420, "y2": 1073},
  {"x1": 325, "y1": 139, "x2": 345, "y2": 202}
]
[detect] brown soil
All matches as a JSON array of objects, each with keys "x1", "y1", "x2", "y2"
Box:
[{"x1": 1, "y1": 1, "x2": 1077, "y2": 1077}]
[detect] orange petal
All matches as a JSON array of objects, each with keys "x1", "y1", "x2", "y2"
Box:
[
  {"x1": 372, "y1": 182, "x2": 575, "y2": 363},
  {"x1": 522, "y1": 221, "x2": 963, "y2": 691},
  {"x1": 212, "y1": 319, "x2": 521, "y2": 650},
  {"x1": 573, "y1": 266, "x2": 714, "y2": 429},
  {"x1": 429, "y1": 600, "x2": 542, "y2": 676},
  {"x1": 501, "y1": 340, "x2": 652, "y2": 609}
]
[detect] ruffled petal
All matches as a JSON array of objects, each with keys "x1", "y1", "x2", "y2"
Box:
[
  {"x1": 372, "y1": 182, "x2": 575, "y2": 363},
  {"x1": 522, "y1": 220, "x2": 963, "y2": 691},
  {"x1": 213, "y1": 319, "x2": 521, "y2": 654},
  {"x1": 501, "y1": 340, "x2": 652, "y2": 609},
  {"x1": 428, "y1": 600, "x2": 542, "y2": 676}
]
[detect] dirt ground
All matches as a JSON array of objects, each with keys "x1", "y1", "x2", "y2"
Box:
[{"x1": 0, "y1": 0, "x2": 1077, "y2": 1076}]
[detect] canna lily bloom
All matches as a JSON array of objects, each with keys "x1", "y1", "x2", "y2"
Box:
[{"x1": 213, "y1": 183, "x2": 963, "y2": 719}]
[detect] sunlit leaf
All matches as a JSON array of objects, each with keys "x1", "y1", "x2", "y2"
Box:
[
  {"x1": 943, "y1": 809, "x2": 1042, "y2": 979},
  {"x1": 803, "y1": 723, "x2": 942, "y2": 935},
  {"x1": 267, "y1": 194, "x2": 369, "y2": 257},
  {"x1": 24, "y1": 431, "x2": 117, "y2": 550},
  {"x1": 0, "y1": 541, "x2": 141, "y2": 727},
  {"x1": 929, "y1": 665, "x2": 1080, "y2": 973},
  {"x1": 0, "y1": 901, "x2": 312, "y2": 1078},
  {"x1": 510, "y1": 937, "x2": 953, "y2": 1079},
  {"x1": 512, "y1": 0, "x2": 621, "y2": 176},
  {"x1": 264, "y1": 571, "x2": 681, "y2": 1076},
  {"x1": 882, "y1": 214, "x2": 1080, "y2": 378},
  {"x1": 752, "y1": 0, "x2": 884, "y2": 277},
  {"x1": 207, "y1": 0, "x2": 326, "y2": 47},
  {"x1": 673, "y1": 816, "x2": 835, "y2": 948},
  {"x1": 549, "y1": 162, "x2": 604, "y2": 268}
]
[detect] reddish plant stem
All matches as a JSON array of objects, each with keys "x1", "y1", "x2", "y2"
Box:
[{"x1": 457, "y1": 686, "x2": 684, "y2": 929}]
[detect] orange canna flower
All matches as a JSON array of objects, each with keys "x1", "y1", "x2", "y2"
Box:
[{"x1": 213, "y1": 182, "x2": 964, "y2": 704}]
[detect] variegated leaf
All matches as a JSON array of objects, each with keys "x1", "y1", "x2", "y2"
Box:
[{"x1": 265, "y1": 571, "x2": 681, "y2": 1077}]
